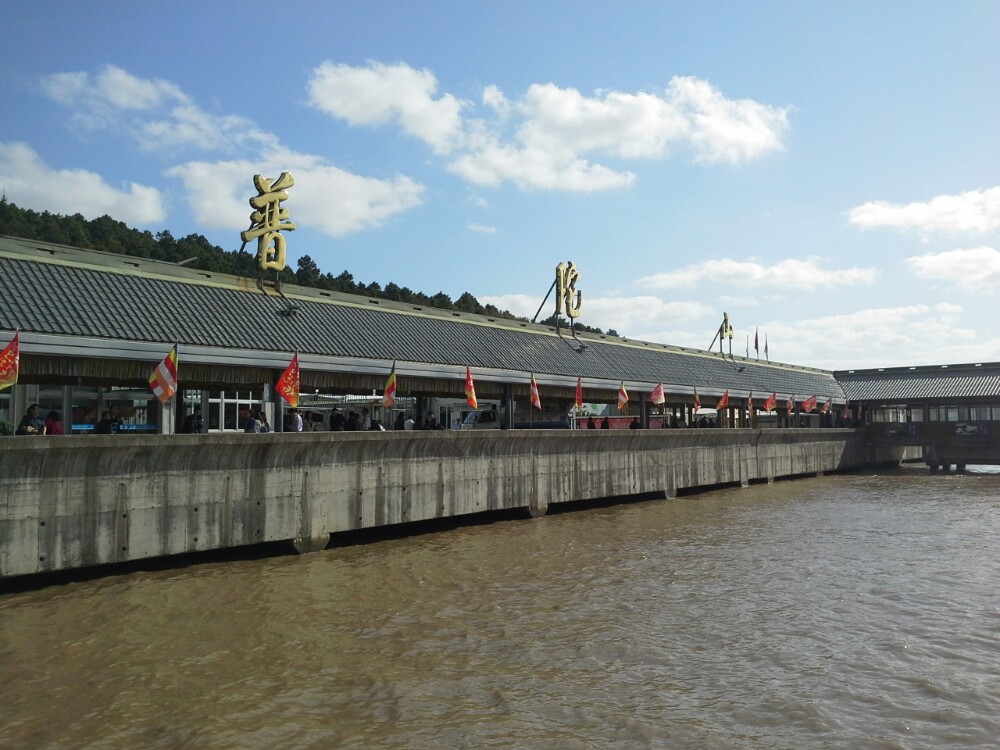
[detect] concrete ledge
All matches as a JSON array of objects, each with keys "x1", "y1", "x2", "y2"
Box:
[{"x1": 0, "y1": 429, "x2": 863, "y2": 578}]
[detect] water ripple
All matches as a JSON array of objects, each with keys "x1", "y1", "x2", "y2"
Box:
[{"x1": 1, "y1": 468, "x2": 999, "y2": 748}]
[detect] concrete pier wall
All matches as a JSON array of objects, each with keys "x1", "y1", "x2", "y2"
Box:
[{"x1": 1, "y1": 429, "x2": 864, "y2": 578}]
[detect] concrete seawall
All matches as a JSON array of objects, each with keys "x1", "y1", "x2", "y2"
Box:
[{"x1": 1, "y1": 429, "x2": 864, "y2": 578}]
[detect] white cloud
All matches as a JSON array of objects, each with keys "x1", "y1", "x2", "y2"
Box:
[
  {"x1": 40, "y1": 65, "x2": 189, "y2": 131},
  {"x1": 516, "y1": 83, "x2": 689, "y2": 160},
  {"x1": 307, "y1": 61, "x2": 466, "y2": 154},
  {"x1": 666, "y1": 76, "x2": 790, "y2": 164},
  {"x1": 307, "y1": 62, "x2": 790, "y2": 192},
  {"x1": 0, "y1": 141, "x2": 165, "y2": 224},
  {"x1": 450, "y1": 77, "x2": 787, "y2": 191},
  {"x1": 166, "y1": 150, "x2": 424, "y2": 236},
  {"x1": 905, "y1": 246, "x2": 1000, "y2": 289},
  {"x1": 38, "y1": 65, "x2": 425, "y2": 237},
  {"x1": 637, "y1": 257, "x2": 878, "y2": 290},
  {"x1": 756, "y1": 303, "x2": 992, "y2": 370},
  {"x1": 41, "y1": 65, "x2": 272, "y2": 157},
  {"x1": 468, "y1": 223, "x2": 497, "y2": 234},
  {"x1": 477, "y1": 294, "x2": 541, "y2": 319},
  {"x1": 447, "y1": 138, "x2": 636, "y2": 191},
  {"x1": 42, "y1": 65, "x2": 188, "y2": 111},
  {"x1": 480, "y1": 288, "x2": 999, "y2": 370},
  {"x1": 140, "y1": 105, "x2": 278, "y2": 153},
  {"x1": 848, "y1": 187, "x2": 1000, "y2": 235},
  {"x1": 585, "y1": 295, "x2": 714, "y2": 332},
  {"x1": 480, "y1": 292, "x2": 712, "y2": 334}
]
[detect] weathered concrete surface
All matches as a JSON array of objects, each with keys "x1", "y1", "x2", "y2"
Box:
[{"x1": 0, "y1": 429, "x2": 863, "y2": 578}]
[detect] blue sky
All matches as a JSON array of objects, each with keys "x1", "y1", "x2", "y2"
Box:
[{"x1": 2, "y1": 1, "x2": 998, "y2": 371}]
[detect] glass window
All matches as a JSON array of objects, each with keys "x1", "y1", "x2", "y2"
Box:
[
  {"x1": 928, "y1": 407, "x2": 940, "y2": 422},
  {"x1": 910, "y1": 407, "x2": 924, "y2": 422},
  {"x1": 0, "y1": 391, "x2": 11, "y2": 430},
  {"x1": 945, "y1": 407, "x2": 959, "y2": 422}
]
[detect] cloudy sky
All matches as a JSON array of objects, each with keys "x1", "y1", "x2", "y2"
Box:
[{"x1": 2, "y1": 1, "x2": 998, "y2": 371}]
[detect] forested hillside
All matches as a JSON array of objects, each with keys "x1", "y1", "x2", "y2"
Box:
[{"x1": 0, "y1": 199, "x2": 611, "y2": 334}]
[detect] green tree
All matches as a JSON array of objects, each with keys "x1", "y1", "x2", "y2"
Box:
[{"x1": 296, "y1": 255, "x2": 322, "y2": 286}]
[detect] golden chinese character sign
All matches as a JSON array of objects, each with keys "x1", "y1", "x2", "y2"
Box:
[
  {"x1": 240, "y1": 172, "x2": 296, "y2": 272},
  {"x1": 722, "y1": 312, "x2": 734, "y2": 340},
  {"x1": 555, "y1": 261, "x2": 583, "y2": 319}
]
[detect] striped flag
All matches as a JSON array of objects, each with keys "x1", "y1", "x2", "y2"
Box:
[
  {"x1": 763, "y1": 392, "x2": 777, "y2": 411},
  {"x1": 465, "y1": 366, "x2": 478, "y2": 409},
  {"x1": 148, "y1": 343, "x2": 178, "y2": 403},
  {"x1": 786, "y1": 394, "x2": 795, "y2": 413},
  {"x1": 0, "y1": 330, "x2": 19, "y2": 392},
  {"x1": 803, "y1": 395, "x2": 818, "y2": 413},
  {"x1": 276, "y1": 353, "x2": 300, "y2": 407},
  {"x1": 649, "y1": 382, "x2": 665, "y2": 405},
  {"x1": 575, "y1": 376, "x2": 583, "y2": 409},
  {"x1": 747, "y1": 391, "x2": 754, "y2": 412},
  {"x1": 693, "y1": 387, "x2": 701, "y2": 411},
  {"x1": 618, "y1": 382, "x2": 629, "y2": 411},
  {"x1": 529, "y1": 374, "x2": 541, "y2": 410},
  {"x1": 383, "y1": 360, "x2": 398, "y2": 407}
]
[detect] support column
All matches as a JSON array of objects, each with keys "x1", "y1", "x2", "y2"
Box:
[
  {"x1": 62, "y1": 386, "x2": 73, "y2": 435},
  {"x1": 528, "y1": 495, "x2": 548, "y2": 518}
]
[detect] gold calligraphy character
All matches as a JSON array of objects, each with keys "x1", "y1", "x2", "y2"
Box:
[
  {"x1": 555, "y1": 261, "x2": 583, "y2": 319},
  {"x1": 240, "y1": 172, "x2": 296, "y2": 272},
  {"x1": 722, "y1": 312, "x2": 734, "y2": 340}
]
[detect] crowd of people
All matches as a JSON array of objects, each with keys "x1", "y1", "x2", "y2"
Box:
[
  {"x1": 13, "y1": 401, "x2": 843, "y2": 436},
  {"x1": 14, "y1": 404, "x2": 65, "y2": 435},
  {"x1": 13, "y1": 404, "x2": 133, "y2": 435},
  {"x1": 283, "y1": 407, "x2": 444, "y2": 432}
]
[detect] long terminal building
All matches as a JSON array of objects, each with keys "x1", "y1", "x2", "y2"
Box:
[{"x1": 3, "y1": 234, "x2": 1000, "y2": 434}]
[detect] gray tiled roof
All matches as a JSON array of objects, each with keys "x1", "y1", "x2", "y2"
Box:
[
  {"x1": 0, "y1": 236, "x2": 843, "y2": 398},
  {"x1": 835, "y1": 364, "x2": 1000, "y2": 401}
]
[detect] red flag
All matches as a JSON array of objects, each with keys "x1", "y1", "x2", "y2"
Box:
[
  {"x1": 529, "y1": 374, "x2": 541, "y2": 410},
  {"x1": 649, "y1": 382, "x2": 665, "y2": 405},
  {"x1": 383, "y1": 361, "x2": 397, "y2": 407},
  {"x1": 763, "y1": 392, "x2": 777, "y2": 411},
  {"x1": 575, "y1": 376, "x2": 583, "y2": 409},
  {"x1": 618, "y1": 382, "x2": 629, "y2": 411},
  {"x1": 693, "y1": 388, "x2": 701, "y2": 411},
  {"x1": 786, "y1": 394, "x2": 795, "y2": 413},
  {"x1": 148, "y1": 343, "x2": 179, "y2": 403},
  {"x1": 276, "y1": 353, "x2": 300, "y2": 407},
  {"x1": 465, "y1": 366, "x2": 478, "y2": 409},
  {"x1": 0, "y1": 330, "x2": 19, "y2": 392},
  {"x1": 716, "y1": 389, "x2": 729, "y2": 410},
  {"x1": 803, "y1": 395, "x2": 818, "y2": 413},
  {"x1": 747, "y1": 391, "x2": 754, "y2": 412},
  {"x1": 822, "y1": 397, "x2": 832, "y2": 413}
]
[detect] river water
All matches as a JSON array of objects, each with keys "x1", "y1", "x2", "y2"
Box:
[{"x1": 1, "y1": 467, "x2": 998, "y2": 749}]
